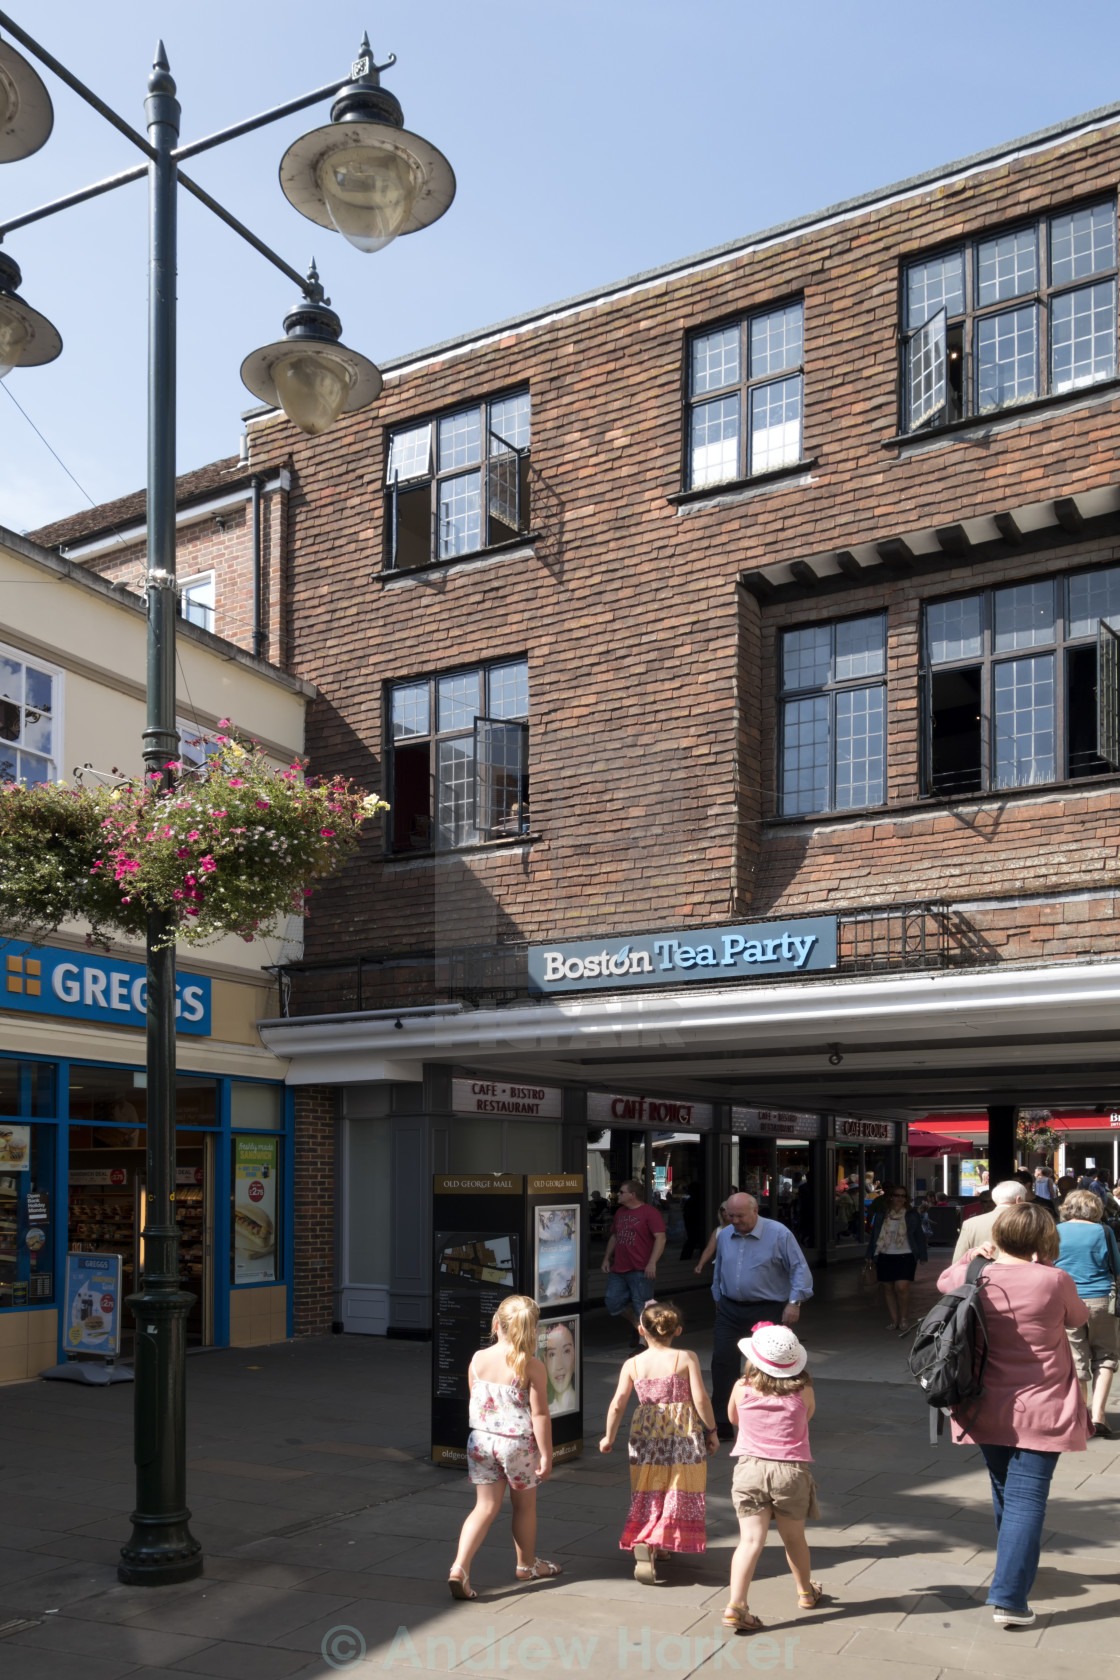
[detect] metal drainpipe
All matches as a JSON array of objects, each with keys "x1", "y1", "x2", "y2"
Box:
[{"x1": 250, "y1": 472, "x2": 264, "y2": 658}]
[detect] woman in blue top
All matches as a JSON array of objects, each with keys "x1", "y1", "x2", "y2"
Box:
[{"x1": 1056, "y1": 1189, "x2": 1120, "y2": 1440}]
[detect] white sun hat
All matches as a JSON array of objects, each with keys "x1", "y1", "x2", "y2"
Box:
[{"x1": 737, "y1": 1321, "x2": 808, "y2": 1378}]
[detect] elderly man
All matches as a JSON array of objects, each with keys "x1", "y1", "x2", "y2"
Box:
[
  {"x1": 710, "y1": 1191, "x2": 813, "y2": 1438},
  {"x1": 951, "y1": 1178, "x2": 1025, "y2": 1262}
]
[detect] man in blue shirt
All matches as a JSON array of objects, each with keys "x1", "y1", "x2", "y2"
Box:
[{"x1": 710, "y1": 1191, "x2": 814, "y2": 1438}]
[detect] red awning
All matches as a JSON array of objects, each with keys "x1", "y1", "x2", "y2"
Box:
[
  {"x1": 907, "y1": 1128, "x2": 975, "y2": 1157},
  {"x1": 916, "y1": 1113, "x2": 1120, "y2": 1135}
]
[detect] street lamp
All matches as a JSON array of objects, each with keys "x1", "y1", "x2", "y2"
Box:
[
  {"x1": 0, "y1": 11, "x2": 453, "y2": 1588},
  {"x1": 279, "y1": 33, "x2": 454, "y2": 253},
  {"x1": 0, "y1": 34, "x2": 52, "y2": 160}
]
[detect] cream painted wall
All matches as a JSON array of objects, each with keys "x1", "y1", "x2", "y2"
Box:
[{"x1": 0, "y1": 532, "x2": 313, "y2": 981}]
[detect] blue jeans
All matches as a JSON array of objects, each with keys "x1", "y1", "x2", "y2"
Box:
[
  {"x1": 604, "y1": 1269, "x2": 654, "y2": 1317},
  {"x1": 980, "y1": 1444, "x2": 1059, "y2": 1614}
]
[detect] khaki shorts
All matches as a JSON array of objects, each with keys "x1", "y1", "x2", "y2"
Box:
[
  {"x1": 732, "y1": 1456, "x2": 820, "y2": 1522},
  {"x1": 1067, "y1": 1297, "x2": 1120, "y2": 1383}
]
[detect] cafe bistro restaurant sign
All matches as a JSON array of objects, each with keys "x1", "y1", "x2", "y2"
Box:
[{"x1": 527, "y1": 915, "x2": 838, "y2": 994}]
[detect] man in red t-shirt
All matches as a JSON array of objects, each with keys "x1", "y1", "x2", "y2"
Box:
[{"x1": 601, "y1": 1180, "x2": 666, "y2": 1341}]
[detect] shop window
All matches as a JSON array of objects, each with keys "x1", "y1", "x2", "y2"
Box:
[
  {"x1": 924, "y1": 563, "x2": 1120, "y2": 796},
  {"x1": 232, "y1": 1135, "x2": 282, "y2": 1285},
  {"x1": 389, "y1": 659, "x2": 529, "y2": 851},
  {"x1": 0, "y1": 1059, "x2": 57, "y2": 1117},
  {"x1": 0, "y1": 643, "x2": 58, "y2": 786},
  {"x1": 779, "y1": 614, "x2": 887, "y2": 815},
  {"x1": 180, "y1": 572, "x2": 216, "y2": 633},
  {"x1": 902, "y1": 200, "x2": 1117, "y2": 433},
  {"x1": 0, "y1": 1122, "x2": 55, "y2": 1307},
  {"x1": 385, "y1": 390, "x2": 531, "y2": 571},
  {"x1": 68, "y1": 1066, "x2": 217, "y2": 1129},
  {"x1": 688, "y1": 300, "x2": 804, "y2": 488},
  {"x1": 230, "y1": 1082, "x2": 283, "y2": 1130}
]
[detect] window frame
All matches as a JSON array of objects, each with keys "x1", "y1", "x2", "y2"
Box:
[
  {"x1": 921, "y1": 565, "x2": 1120, "y2": 797},
  {"x1": 386, "y1": 658, "x2": 530, "y2": 854},
  {"x1": 384, "y1": 388, "x2": 532, "y2": 573},
  {"x1": 900, "y1": 196, "x2": 1119, "y2": 434},
  {"x1": 686, "y1": 297, "x2": 806, "y2": 490},
  {"x1": 179, "y1": 572, "x2": 216, "y2": 634},
  {"x1": 0, "y1": 640, "x2": 62, "y2": 788},
  {"x1": 778, "y1": 612, "x2": 888, "y2": 817}
]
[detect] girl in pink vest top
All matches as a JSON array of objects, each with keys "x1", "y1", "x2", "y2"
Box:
[{"x1": 723, "y1": 1323, "x2": 824, "y2": 1634}]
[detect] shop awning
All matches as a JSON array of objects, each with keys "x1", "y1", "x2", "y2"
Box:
[{"x1": 907, "y1": 1127, "x2": 975, "y2": 1157}]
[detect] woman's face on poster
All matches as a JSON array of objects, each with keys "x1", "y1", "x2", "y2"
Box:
[{"x1": 545, "y1": 1325, "x2": 575, "y2": 1393}]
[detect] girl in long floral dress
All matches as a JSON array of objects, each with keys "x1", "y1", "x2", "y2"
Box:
[{"x1": 599, "y1": 1300, "x2": 719, "y2": 1583}]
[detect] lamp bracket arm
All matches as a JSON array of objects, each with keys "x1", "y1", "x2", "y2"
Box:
[
  {"x1": 0, "y1": 8, "x2": 158, "y2": 161},
  {"x1": 175, "y1": 171, "x2": 315, "y2": 296},
  {"x1": 170, "y1": 77, "x2": 348, "y2": 164},
  {"x1": 0, "y1": 161, "x2": 147, "y2": 241}
]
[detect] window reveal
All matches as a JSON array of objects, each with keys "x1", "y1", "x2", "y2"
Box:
[
  {"x1": 903, "y1": 200, "x2": 1118, "y2": 433},
  {"x1": 385, "y1": 391, "x2": 531, "y2": 571},
  {"x1": 389, "y1": 660, "x2": 529, "y2": 851}
]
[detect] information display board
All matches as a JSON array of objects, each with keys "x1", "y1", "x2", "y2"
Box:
[
  {"x1": 63, "y1": 1251, "x2": 123, "y2": 1356},
  {"x1": 430, "y1": 1171, "x2": 585, "y2": 1468}
]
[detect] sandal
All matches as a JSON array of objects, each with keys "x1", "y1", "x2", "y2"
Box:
[
  {"x1": 448, "y1": 1565, "x2": 476, "y2": 1601},
  {"x1": 515, "y1": 1558, "x2": 563, "y2": 1581},
  {"x1": 721, "y1": 1603, "x2": 763, "y2": 1633},
  {"x1": 797, "y1": 1582, "x2": 825, "y2": 1609},
  {"x1": 632, "y1": 1542, "x2": 662, "y2": 1586}
]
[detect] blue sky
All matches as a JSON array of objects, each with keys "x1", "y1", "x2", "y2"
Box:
[{"x1": 4, "y1": 0, "x2": 1120, "y2": 532}]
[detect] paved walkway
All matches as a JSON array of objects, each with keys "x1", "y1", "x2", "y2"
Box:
[{"x1": 0, "y1": 1258, "x2": 1117, "y2": 1679}]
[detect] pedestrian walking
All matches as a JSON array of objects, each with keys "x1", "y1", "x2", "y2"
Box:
[
  {"x1": 693, "y1": 1200, "x2": 730, "y2": 1275},
  {"x1": 936, "y1": 1202, "x2": 1088, "y2": 1628},
  {"x1": 599, "y1": 1300, "x2": 718, "y2": 1583},
  {"x1": 709, "y1": 1193, "x2": 813, "y2": 1440},
  {"x1": 864, "y1": 1185, "x2": 928, "y2": 1334},
  {"x1": 448, "y1": 1294, "x2": 562, "y2": 1600},
  {"x1": 721, "y1": 1323, "x2": 822, "y2": 1634},
  {"x1": 601, "y1": 1179, "x2": 667, "y2": 1346},
  {"x1": 1056, "y1": 1188, "x2": 1120, "y2": 1440},
  {"x1": 951, "y1": 1179, "x2": 1025, "y2": 1263}
]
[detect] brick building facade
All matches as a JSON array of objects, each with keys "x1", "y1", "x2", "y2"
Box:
[{"x1": 35, "y1": 101, "x2": 1120, "y2": 1335}]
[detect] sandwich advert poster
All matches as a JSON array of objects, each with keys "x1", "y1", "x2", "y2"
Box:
[{"x1": 234, "y1": 1136, "x2": 278, "y2": 1282}]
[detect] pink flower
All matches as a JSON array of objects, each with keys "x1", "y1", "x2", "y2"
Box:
[
  {"x1": 184, "y1": 874, "x2": 197, "y2": 886},
  {"x1": 176, "y1": 848, "x2": 190, "y2": 859},
  {"x1": 121, "y1": 896, "x2": 131, "y2": 904},
  {"x1": 255, "y1": 799, "x2": 270, "y2": 809},
  {"x1": 173, "y1": 889, "x2": 184, "y2": 901},
  {"x1": 303, "y1": 889, "x2": 313, "y2": 897},
  {"x1": 187, "y1": 830, "x2": 201, "y2": 840},
  {"x1": 164, "y1": 760, "x2": 182, "y2": 770},
  {"x1": 229, "y1": 778, "x2": 245, "y2": 787},
  {"x1": 319, "y1": 828, "x2": 335, "y2": 838},
  {"x1": 199, "y1": 855, "x2": 216, "y2": 874},
  {"x1": 218, "y1": 718, "x2": 231, "y2": 728}
]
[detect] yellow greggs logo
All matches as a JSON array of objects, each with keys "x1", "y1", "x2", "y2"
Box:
[{"x1": 6, "y1": 955, "x2": 40, "y2": 997}]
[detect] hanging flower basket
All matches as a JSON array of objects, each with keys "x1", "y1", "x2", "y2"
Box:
[
  {"x1": 0, "y1": 729, "x2": 385, "y2": 949},
  {"x1": 1015, "y1": 1113, "x2": 1059, "y2": 1158}
]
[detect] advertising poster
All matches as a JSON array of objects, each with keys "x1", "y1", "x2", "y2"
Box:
[
  {"x1": 537, "y1": 1314, "x2": 579, "y2": 1418},
  {"x1": 233, "y1": 1136, "x2": 278, "y2": 1282},
  {"x1": 534, "y1": 1204, "x2": 579, "y2": 1307},
  {"x1": 433, "y1": 1230, "x2": 521, "y2": 1403},
  {"x1": 959, "y1": 1159, "x2": 988, "y2": 1199},
  {"x1": 64, "y1": 1252, "x2": 122, "y2": 1355},
  {"x1": 0, "y1": 1123, "x2": 30, "y2": 1171}
]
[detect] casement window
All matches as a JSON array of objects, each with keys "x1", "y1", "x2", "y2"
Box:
[
  {"x1": 180, "y1": 572, "x2": 216, "y2": 633},
  {"x1": 924, "y1": 565, "x2": 1120, "y2": 795},
  {"x1": 0, "y1": 646, "x2": 57, "y2": 785},
  {"x1": 389, "y1": 659, "x2": 529, "y2": 851},
  {"x1": 779, "y1": 615, "x2": 886, "y2": 815},
  {"x1": 688, "y1": 300, "x2": 804, "y2": 488},
  {"x1": 903, "y1": 199, "x2": 1118, "y2": 432},
  {"x1": 176, "y1": 718, "x2": 222, "y2": 772},
  {"x1": 385, "y1": 391, "x2": 531, "y2": 571}
]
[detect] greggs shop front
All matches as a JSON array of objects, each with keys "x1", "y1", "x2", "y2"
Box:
[{"x1": 0, "y1": 939, "x2": 293, "y2": 1385}]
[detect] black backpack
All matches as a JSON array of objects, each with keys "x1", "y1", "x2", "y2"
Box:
[{"x1": 908, "y1": 1254, "x2": 991, "y2": 1411}]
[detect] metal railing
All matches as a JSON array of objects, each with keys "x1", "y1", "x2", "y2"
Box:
[{"x1": 269, "y1": 900, "x2": 986, "y2": 1018}]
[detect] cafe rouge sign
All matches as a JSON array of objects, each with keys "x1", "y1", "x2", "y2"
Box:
[
  {"x1": 0, "y1": 941, "x2": 211, "y2": 1036},
  {"x1": 527, "y1": 915, "x2": 837, "y2": 993}
]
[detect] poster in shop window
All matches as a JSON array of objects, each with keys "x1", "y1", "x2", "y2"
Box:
[
  {"x1": 534, "y1": 1204, "x2": 579, "y2": 1308},
  {"x1": 537, "y1": 1314, "x2": 579, "y2": 1418},
  {"x1": 233, "y1": 1136, "x2": 278, "y2": 1282},
  {"x1": 0, "y1": 1124, "x2": 30, "y2": 1170}
]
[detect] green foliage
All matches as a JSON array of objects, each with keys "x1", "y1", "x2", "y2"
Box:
[{"x1": 0, "y1": 731, "x2": 385, "y2": 949}]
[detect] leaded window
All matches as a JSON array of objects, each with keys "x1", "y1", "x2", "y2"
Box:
[
  {"x1": 924, "y1": 564, "x2": 1120, "y2": 795},
  {"x1": 779, "y1": 615, "x2": 886, "y2": 815},
  {"x1": 389, "y1": 660, "x2": 529, "y2": 851},
  {"x1": 385, "y1": 392, "x2": 531, "y2": 571},
  {"x1": 902, "y1": 200, "x2": 1118, "y2": 432},
  {"x1": 688, "y1": 301, "x2": 804, "y2": 488}
]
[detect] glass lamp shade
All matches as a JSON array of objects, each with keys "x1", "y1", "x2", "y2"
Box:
[
  {"x1": 317, "y1": 143, "x2": 419, "y2": 253},
  {"x1": 272, "y1": 349, "x2": 354, "y2": 435},
  {"x1": 0, "y1": 40, "x2": 54, "y2": 163},
  {"x1": 0, "y1": 309, "x2": 30, "y2": 381}
]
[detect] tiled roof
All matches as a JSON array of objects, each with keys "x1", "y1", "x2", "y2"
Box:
[{"x1": 28, "y1": 455, "x2": 245, "y2": 549}]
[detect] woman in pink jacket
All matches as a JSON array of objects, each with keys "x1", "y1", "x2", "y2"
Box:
[{"x1": 937, "y1": 1200, "x2": 1088, "y2": 1629}]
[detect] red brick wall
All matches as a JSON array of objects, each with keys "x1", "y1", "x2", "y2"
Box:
[{"x1": 292, "y1": 1085, "x2": 337, "y2": 1335}]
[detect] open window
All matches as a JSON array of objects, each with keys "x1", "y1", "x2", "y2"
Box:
[
  {"x1": 906, "y1": 308, "x2": 946, "y2": 431},
  {"x1": 385, "y1": 394, "x2": 530, "y2": 571},
  {"x1": 929, "y1": 666, "x2": 982, "y2": 794},
  {"x1": 475, "y1": 718, "x2": 528, "y2": 839},
  {"x1": 1097, "y1": 620, "x2": 1120, "y2": 770}
]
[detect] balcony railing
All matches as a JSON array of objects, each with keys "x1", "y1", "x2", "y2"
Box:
[{"x1": 269, "y1": 900, "x2": 988, "y2": 1018}]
